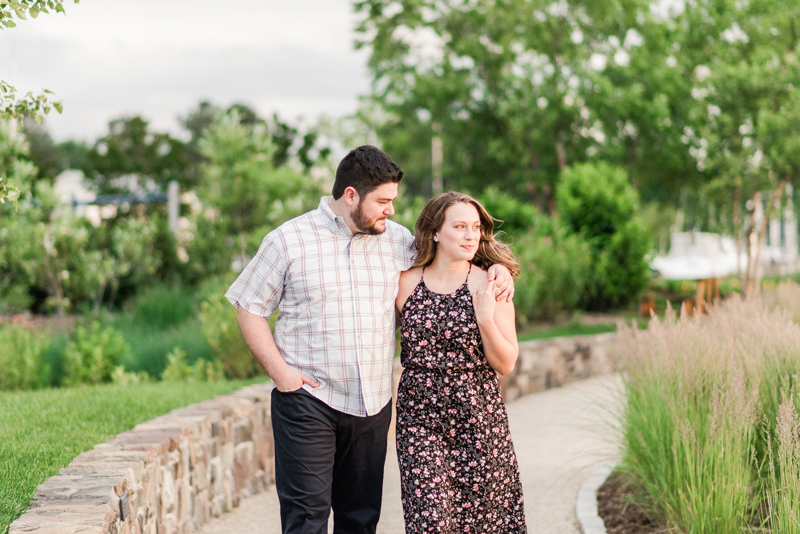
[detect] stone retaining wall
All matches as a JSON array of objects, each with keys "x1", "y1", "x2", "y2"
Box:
[
  {"x1": 10, "y1": 383, "x2": 274, "y2": 534},
  {"x1": 10, "y1": 333, "x2": 616, "y2": 534},
  {"x1": 502, "y1": 333, "x2": 617, "y2": 403}
]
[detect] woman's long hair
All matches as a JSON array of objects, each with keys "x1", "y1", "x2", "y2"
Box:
[{"x1": 412, "y1": 191, "x2": 520, "y2": 278}]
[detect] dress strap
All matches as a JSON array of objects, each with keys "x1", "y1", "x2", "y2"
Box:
[
  {"x1": 420, "y1": 266, "x2": 425, "y2": 283},
  {"x1": 464, "y1": 263, "x2": 472, "y2": 284}
]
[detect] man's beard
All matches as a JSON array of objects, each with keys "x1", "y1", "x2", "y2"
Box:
[{"x1": 352, "y1": 201, "x2": 386, "y2": 235}]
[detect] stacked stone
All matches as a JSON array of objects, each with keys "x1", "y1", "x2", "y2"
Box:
[
  {"x1": 499, "y1": 333, "x2": 616, "y2": 402},
  {"x1": 9, "y1": 382, "x2": 275, "y2": 534}
]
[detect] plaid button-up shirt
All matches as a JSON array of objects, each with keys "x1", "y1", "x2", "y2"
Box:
[{"x1": 225, "y1": 196, "x2": 415, "y2": 416}]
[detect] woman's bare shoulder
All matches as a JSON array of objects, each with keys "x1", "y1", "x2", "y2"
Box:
[
  {"x1": 400, "y1": 266, "x2": 424, "y2": 283},
  {"x1": 397, "y1": 266, "x2": 424, "y2": 311},
  {"x1": 467, "y1": 264, "x2": 489, "y2": 290},
  {"x1": 399, "y1": 266, "x2": 424, "y2": 294}
]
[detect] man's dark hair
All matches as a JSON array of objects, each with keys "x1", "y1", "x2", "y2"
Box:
[{"x1": 332, "y1": 145, "x2": 403, "y2": 200}]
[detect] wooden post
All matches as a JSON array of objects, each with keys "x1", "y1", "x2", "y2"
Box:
[{"x1": 696, "y1": 279, "x2": 707, "y2": 314}]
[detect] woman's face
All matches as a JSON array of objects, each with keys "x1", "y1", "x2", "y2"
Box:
[{"x1": 434, "y1": 202, "x2": 481, "y2": 261}]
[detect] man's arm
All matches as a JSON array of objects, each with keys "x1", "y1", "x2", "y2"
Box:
[{"x1": 237, "y1": 307, "x2": 319, "y2": 392}]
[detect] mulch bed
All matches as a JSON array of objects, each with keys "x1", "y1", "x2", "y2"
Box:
[{"x1": 596, "y1": 471, "x2": 669, "y2": 534}]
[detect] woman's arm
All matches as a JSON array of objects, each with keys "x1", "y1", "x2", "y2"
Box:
[
  {"x1": 396, "y1": 267, "x2": 424, "y2": 314},
  {"x1": 472, "y1": 280, "x2": 519, "y2": 375}
]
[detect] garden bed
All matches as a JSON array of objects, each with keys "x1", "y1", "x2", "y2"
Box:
[
  {"x1": 597, "y1": 471, "x2": 665, "y2": 534},
  {"x1": 608, "y1": 283, "x2": 800, "y2": 533}
]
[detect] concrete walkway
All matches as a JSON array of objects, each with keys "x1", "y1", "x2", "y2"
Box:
[{"x1": 198, "y1": 374, "x2": 623, "y2": 534}]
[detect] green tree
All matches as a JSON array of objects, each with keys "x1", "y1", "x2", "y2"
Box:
[
  {"x1": 354, "y1": 0, "x2": 649, "y2": 203},
  {"x1": 192, "y1": 109, "x2": 325, "y2": 269},
  {"x1": 0, "y1": 122, "x2": 42, "y2": 312},
  {"x1": 21, "y1": 118, "x2": 68, "y2": 182},
  {"x1": 0, "y1": 0, "x2": 77, "y2": 205},
  {"x1": 82, "y1": 116, "x2": 195, "y2": 194},
  {"x1": 653, "y1": 0, "x2": 800, "y2": 295},
  {"x1": 181, "y1": 101, "x2": 332, "y2": 172}
]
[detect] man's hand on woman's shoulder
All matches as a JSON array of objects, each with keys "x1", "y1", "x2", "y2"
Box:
[{"x1": 487, "y1": 264, "x2": 515, "y2": 302}]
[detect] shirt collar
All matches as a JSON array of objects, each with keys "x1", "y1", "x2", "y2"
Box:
[{"x1": 318, "y1": 196, "x2": 355, "y2": 237}]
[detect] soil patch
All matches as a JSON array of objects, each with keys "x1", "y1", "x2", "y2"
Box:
[{"x1": 597, "y1": 471, "x2": 669, "y2": 534}]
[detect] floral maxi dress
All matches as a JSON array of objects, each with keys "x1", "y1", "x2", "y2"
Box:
[{"x1": 396, "y1": 267, "x2": 527, "y2": 533}]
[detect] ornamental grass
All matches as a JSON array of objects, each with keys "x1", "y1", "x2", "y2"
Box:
[{"x1": 616, "y1": 285, "x2": 800, "y2": 532}]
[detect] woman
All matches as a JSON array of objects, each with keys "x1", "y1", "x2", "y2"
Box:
[{"x1": 395, "y1": 192, "x2": 526, "y2": 533}]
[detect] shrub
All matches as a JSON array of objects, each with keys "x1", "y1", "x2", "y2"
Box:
[
  {"x1": 161, "y1": 347, "x2": 224, "y2": 382},
  {"x1": 132, "y1": 284, "x2": 195, "y2": 328},
  {"x1": 199, "y1": 278, "x2": 264, "y2": 379},
  {"x1": 556, "y1": 162, "x2": 651, "y2": 310},
  {"x1": 0, "y1": 325, "x2": 50, "y2": 391},
  {"x1": 63, "y1": 322, "x2": 131, "y2": 386},
  {"x1": 110, "y1": 311, "x2": 211, "y2": 378},
  {"x1": 110, "y1": 366, "x2": 151, "y2": 386},
  {"x1": 512, "y1": 220, "x2": 591, "y2": 323}
]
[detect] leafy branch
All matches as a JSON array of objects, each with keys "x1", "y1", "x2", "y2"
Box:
[
  {"x1": 0, "y1": 0, "x2": 78, "y2": 207},
  {"x1": 0, "y1": 81, "x2": 62, "y2": 121},
  {"x1": 0, "y1": 175, "x2": 20, "y2": 207},
  {"x1": 0, "y1": 0, "x2": 78, "y2": 29}
]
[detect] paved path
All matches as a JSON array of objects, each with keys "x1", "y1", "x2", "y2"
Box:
[{"x1": 199, "y1": 374, "x2": 623, "y2": 534}]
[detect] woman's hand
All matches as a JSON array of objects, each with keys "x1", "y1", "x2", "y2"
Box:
[{"x1": 472, "y1": 280, "x2": 497, "y2": 326}]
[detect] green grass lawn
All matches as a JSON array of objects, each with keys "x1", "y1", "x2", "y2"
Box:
[
  {"x1": 0, "y1": 379, "x2": 264, "y2": 534},
  {"x1": 517, "y1": 322, "x2": 618, "y2": 342}
]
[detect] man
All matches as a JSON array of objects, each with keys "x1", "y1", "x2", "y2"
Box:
[{"x1": 225, "y1": 145, "x2": 513, "y2": 534}]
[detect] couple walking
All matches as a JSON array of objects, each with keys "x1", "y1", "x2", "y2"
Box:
[{"x1": 225, "y1": 145, "x2": 526, "y2": 533}]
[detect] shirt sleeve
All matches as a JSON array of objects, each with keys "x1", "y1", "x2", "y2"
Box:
[
  {"x1": 401, "y1": 225, "x2": 416, "y2": 270},
  {"x1": 224, "y1": 235, "x2": 287, "y2": 317}
]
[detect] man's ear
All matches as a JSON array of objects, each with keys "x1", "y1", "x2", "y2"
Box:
[{"x1": 343, "y1": 186, "x2": 360, "y2": 207}]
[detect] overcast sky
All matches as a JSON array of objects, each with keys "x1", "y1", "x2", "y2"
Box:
[{"x1": 0, "y1": 0, "x2": 371, "y2": 142}]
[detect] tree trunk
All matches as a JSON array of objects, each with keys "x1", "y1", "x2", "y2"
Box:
[
  {"x1": 744, "y1": 193, "x2": 759, "y2": 298},
  {"x1": 733, "y1": 185, "x2": 744, "y2": 285},
  {"x1": 555, "y1": 136, "x2": 567, "y2": 171},
  {"x1": 752, "y1": 174, "x2": 791, "y2": 294}
]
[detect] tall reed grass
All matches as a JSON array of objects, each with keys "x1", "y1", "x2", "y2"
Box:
[{"x1": 616, "y1": 286, "x2": 800, "y2": 532}]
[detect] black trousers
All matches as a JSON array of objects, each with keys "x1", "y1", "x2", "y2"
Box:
[{"x1": 271, "y1": 388, "x2": 392, "y2": 534}]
